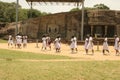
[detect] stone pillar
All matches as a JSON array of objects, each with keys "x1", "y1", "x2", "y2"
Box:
[
  {"x1": 116, "y1": 25, "x2": 120, "y2": 36},
  {"x1": 105, "y1": 26, "x2": 108, "y2": 36},
  {"x1": 81, "y1": 0, "x2": 85, "y2": 41},
  {"x1": 91, "y1": 25, "x2": 93, "y2": 36}
]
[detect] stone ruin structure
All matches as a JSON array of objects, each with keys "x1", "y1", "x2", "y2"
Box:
[
  {"x1": 19, "y1": 10, "x2": 120, "y2": 41},
  {"x1": 0, "y1": 10, "x2": 120, "y2": 42}
]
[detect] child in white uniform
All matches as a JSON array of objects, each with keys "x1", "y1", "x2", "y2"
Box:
[
  {"x1": 46, "y1": 35, "x2": 52, "y2": 50},
  {"x1": 114, "y1": 35, "x2": 120, "y2": 55},
  {"x1": 70, "y1": 36, "x2": 77, "y2": 53},
  {"x1": 84, "y1": 36, "x2": 89, "y2": 54},
  {"x1": 23, "y1": 35, "x2": 28, "y2": 48},
  {"x1": 41, "y1": 35, "x2": 47, "y2": 50},
  {"x1": 54, "y1": 36, "x2": 61, "y2": 52},
  {"x1": 103, "y1": 36, "x2": 109, "y2": 55},
  {"x1": 86, "y1": 35, "x2": 94, "y2": 55},
  {"x1": 8, "y1": 35, "x2": 13, "y2": 48}
]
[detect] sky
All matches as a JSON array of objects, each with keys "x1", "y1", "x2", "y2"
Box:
[{"x1": 0, "y1": 0, "x2": 120, "y2": 13}]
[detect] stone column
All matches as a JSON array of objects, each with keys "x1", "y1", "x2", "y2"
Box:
[
  {"x1": 91, "y1": 25, "x2": 93, "y2": 36},
  {"x1": 116, "y1": 25, "x2": 120, "y2": 36},
  {"x1": 105, "y1": 26, "x2": 108, "y2": 36}
]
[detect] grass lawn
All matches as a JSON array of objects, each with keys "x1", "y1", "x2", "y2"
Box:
[
  {"x1": 0, "y1": 49, "x2": 120, "y2": 80},
  {"x1": 0, "y1": 39, "x2": 7, "y2": 43},
  {"x1": 0, "y1": 61, "x2": 120, "y2": 80},
  {"x1": 0, "y1": 49, "x2": 72, "y2": 60}
]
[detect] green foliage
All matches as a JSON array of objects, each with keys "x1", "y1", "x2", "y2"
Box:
[
  {"x1": 0, "y1": 2, "x2": 17, "y2": 22},
  {"x1": 27, "y1": 9, "x2": 41, "y2": 18},
  {"x1": 0, "y1": 1, "x2": 49, "y2": 23},
  {"x1": 70, "y1": 8, "x2": 80, "y2": 12},
  {"x1": 18, "y1": 9, "x2": 28, "y2": 21},
  {"x1": 70, "y1": 3, "x2": 110, "y2": 11},
  {"x1": 41, "y1": 12, "x2": 49, "y2": 16},
  {"x1": 94, "y1": 3, "x2": 110, "y2": 10}
]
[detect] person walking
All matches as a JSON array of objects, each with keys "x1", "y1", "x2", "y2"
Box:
[
  {"x1": 54, "y1": 36, "x2": 61, "y2": 53},
  {"x1": 86, "y1": 35, "x2": 94, "y2": 55},
  {"x1": 84, "y1": 35, "x2": 89, "y2": 54},
  {"x1": 41, "y1": 35, "x2": 47, "y2": 50},
  {"x1": 8, "y1": 35, "x2": 13, "y2": 48},
  {"x1": 102, "y1": 35, "x2": 109, "y2": 55},
  {"x1": 70, "y1": 36, "x2": 78, "y2": 53},
  {"x1": 114, "y1": 35, "x2": 120, "y2": 56}
]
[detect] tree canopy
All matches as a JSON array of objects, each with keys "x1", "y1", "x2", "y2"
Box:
[
  {"x1": 93, "y1": 4, "x2": 110, "y2": 10},
  {"x1": 0, "y1": 1, "x2": 49, "y2": 23},
  {"x1": 70, "y1": 3, "x2": 110, "y2": 12}
]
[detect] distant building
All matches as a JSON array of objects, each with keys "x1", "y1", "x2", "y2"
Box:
[{"x1": 20, "y1": 10, "x2": 120, "y2": 40}]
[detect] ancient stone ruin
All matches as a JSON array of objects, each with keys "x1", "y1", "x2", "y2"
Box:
[{"x1": 0, "y1": 10, "x2": 120, "y2": 42}]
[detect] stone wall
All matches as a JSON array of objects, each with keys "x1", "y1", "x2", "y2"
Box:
[{"x1": 1, "y1": 10, "x2": 120, "y2": 41}]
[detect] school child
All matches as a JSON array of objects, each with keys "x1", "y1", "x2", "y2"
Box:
[
  {"x1": 23, "y1": 35, "x2": 28, "y2": 48},
  {"x1": 54, "y1": 36, "x2": 61, "y2": 52},
  {"x1": 84, "y1": 35, "x2": 89, "y2": 54},
  {"x1": 16, "y1": 34, "x2": 22, "y2": 48},
  {"x1": 41, "y1": 35, "x2": 47, "y2": 50},
  {"x1": 70, "y1": 36, "x2": 77, "y2": 53},
  {"x1": 46, "y1": 35, "x2": 52, "y2": 50},
  {"x1": 114, "y1": 35, "x2": 120, "y2": 56},
  {"x1": 86, "y1": 35, "x2": 94, "y2": 55},
  {"x1": 8, "y1": 35, "x2": 13, "y2": 48},
  {"x1": 102, "y1": 35, "x2": 109, "y2": 55}
]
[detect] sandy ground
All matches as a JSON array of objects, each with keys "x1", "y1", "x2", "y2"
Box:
[{"x1": 0, "y1": 43, "x2": 120, "y2": 61}]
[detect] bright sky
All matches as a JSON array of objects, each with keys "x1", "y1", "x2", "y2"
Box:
[{"x1": 0, "y1": 0, "x2": 120, "y2": 13}]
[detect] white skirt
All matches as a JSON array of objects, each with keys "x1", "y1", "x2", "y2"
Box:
[
  {"x1": 103, "y1": 42, "x2": 109, "y2": 50},
  {"x1": 55, "y1": 43, "x2": 61, "y2": 49},
  {"x1": 87, "y1": 43, "x2": 94, "y2": 50}
]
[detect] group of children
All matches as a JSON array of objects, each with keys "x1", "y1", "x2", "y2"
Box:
[
  {"x1": 80, "y1": 35, "x2": 119, "y2": 56},
  {"x1": 40, "y1": 34, "x2": 120, "y2": 55},
  {"x1": 7, "y1": 34, "x2": 120, "y2": 56},
  {"x1": 8, "y1": 34, "x2": 28, "y2": 48},
  {"x1": 41, "y1": 35, "x2": 61, "y2": 52}
]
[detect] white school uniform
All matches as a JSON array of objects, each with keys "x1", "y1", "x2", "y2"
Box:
[
  {"x1": 16, "y1": 35, "x2": 22, "y2": 45},
  {"x1": 70, "y1": 37, "x2": 77, "y2": 49},
  {"x1": 42, "y1": 37, "x2": 47, "y2": 48},
  {"x1": 54, "y1": 38, "x2": 61, "y2": 49},
  {"x1": 87, "y1": 37, "x2": 94, "y2": 50},
  {"x1": 103, "y1": 38, "x2": 109, "y2": 50},
  {"x1": 23, "y1": 36, "x2": 27, "y2": 44},
  {"x1": 84, "y1": 38, "x2": 88, "y2": 49},
  {"x1": 8, "y1": 35, "x2": 13, "y2": 44},
  {"x1": 114, "y1": 37, "x2": 119, "y2": 50},
  {"x1": 46, "y1": 36, "x2": 51, "y2": 46}
]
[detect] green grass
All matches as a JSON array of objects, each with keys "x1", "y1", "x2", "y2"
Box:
[
  {"x1": 0, "y1": 49, "x2": 72, "y2": 60},
  {"x1": 0, "y1": 49, "x2": 120, "y2": 80},
  {"x1": 0, "y1": 61, "x2": 120, "y2": 80},
  {"x1": 0, "y1": 39, "x2": 7, "y2": 43}
]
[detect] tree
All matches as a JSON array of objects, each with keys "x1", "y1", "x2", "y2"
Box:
[
  {"x1": 93, "y1": 4, "x2": 110, "y2": 10},
  {"x1": 27, "y1": 9, "x2": 41, "y2": 18},
  {"x1": 41, "y1": 12, "x2": 49, "y2": 16},
  {"x1": 19, "y1": 9, "x2": 28, "y2": 21},
  {"x1": 0, "y1": 1, "x2": 48, "y2": 22},
  {"x1": 0, "y1": 1, "x2": 21, "y2": 22},
  {"x1": 69, "y1": 3, "x2": 110, "y2": 12},
  {"x1": 70, "y1": 8, "x2": 80, "y2": 12}
]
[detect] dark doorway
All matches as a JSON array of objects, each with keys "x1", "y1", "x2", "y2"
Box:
[
  {"x1": 93, "y1": 26, "x2": 105, "y2": 37},
  {"x1": 84, "y1": 25, "x2": 91, "y2": 39},
  {"x1": 107, "y1": 26, "x2": 115, "y2": 37}
]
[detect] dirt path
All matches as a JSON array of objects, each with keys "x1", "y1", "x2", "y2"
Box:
[{"x1": 0, "y1": 43, "x2": 120, "y2": 61}]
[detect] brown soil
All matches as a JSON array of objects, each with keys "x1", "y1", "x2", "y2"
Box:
[{"x1": 0, "y1": 43, "x2": 120, "y2": 61}]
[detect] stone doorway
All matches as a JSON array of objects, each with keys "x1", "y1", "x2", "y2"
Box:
[{"x1": 107, "y1": 26, "x2": 115, "y2": 37}]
